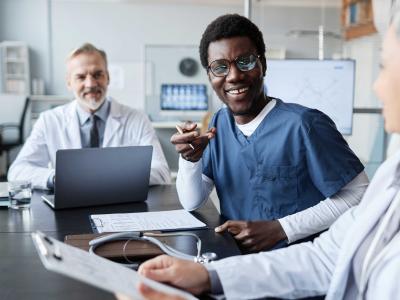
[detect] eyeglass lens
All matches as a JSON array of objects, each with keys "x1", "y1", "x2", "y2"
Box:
[{"x1": 209, "y1": 54, "x2": 258, "y2": 77}]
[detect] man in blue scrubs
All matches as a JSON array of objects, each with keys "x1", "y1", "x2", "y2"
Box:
[{"x1": 172, "y1": 14, "x2": 369, "y2": 252}]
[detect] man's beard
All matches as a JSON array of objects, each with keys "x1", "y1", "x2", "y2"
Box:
[
  {"x1": 228, "y1": 93, "x2": 268, "y2": 117},
  {"x1": 76, "y1": 88, "x2": 106, "y2": 112},
  {"x1": 78, "y1": 97, "x2": 106, "y2": 112}
]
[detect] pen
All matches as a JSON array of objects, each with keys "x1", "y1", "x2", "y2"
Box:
[{"x1": 175, "y1": 125, "x2": 195, "y2": 150}]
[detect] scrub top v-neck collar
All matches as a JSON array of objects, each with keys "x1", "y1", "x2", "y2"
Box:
[{"x1": 234, "y1": 97, "x2": 278, "y2": 146}]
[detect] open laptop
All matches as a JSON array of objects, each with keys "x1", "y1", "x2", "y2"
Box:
[{"x1": 42, "y1": 146, "x2": 153, "y2": 209}]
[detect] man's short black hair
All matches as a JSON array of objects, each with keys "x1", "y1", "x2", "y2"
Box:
[{"x1": 199, "y1": 14, "x2": 266, "y2": 76}]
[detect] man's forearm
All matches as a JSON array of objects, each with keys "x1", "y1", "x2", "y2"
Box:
[
  {"x1": 176, "y1": 157, "x2": 213, "y2": 210},
  {"x1": 149, "y1": 162, "x2": 171, "y2": 185},
  {"x1": 210, "y1": 206, "x2": 358, "y2": 300},
  {"x1": 278, "y1": 171, "x2": 369, "y2": 243},
  {"x1": 8, "y1": 163, "x2": 54, "y2": 190}
]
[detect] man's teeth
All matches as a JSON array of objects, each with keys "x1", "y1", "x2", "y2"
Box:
[{"x1": 227, "y1": 87, "x2": 249, "y2": 94}]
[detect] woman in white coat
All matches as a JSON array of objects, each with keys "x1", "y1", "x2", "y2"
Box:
[{"x1": 120, "y1": 5, "x2": 400, "y2": 300}]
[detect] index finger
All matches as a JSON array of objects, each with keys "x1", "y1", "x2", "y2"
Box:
[
  {"x1": 205, "y1": 127, "x2": 217, "y2": 140},
  {"x1": 215, "y1": 220, "x2": 245, "y2": 233},
  {"x1": 138, "y1": 255, "x2": 172, "y2": 276},
  {"x1": 170, "y1": 131, "x2": 198, "y2": 144},
  {"x1": 180, "y1": 121, "x2": 197, "y2": 132}
]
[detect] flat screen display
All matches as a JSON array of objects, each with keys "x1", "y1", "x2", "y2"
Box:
[
  {"x1": 160, "y1": 84, "x2": 208, "y2": 111},
  {"x1": 264, "y1": 59, "x2": 355, "y2": 135}
]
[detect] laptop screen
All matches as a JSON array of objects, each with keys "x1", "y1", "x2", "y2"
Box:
[{"x1": 50, "y1": 146, "x2": 153, "y2": 209}]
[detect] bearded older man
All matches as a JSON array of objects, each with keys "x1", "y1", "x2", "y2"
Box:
[{"x1": 8, "y1": 43, "x2": 170, "y2": 188}]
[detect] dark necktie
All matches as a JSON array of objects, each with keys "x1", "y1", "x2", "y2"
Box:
[{"x1": 90, "y1": 115, "x2": 100, "y2": 148}]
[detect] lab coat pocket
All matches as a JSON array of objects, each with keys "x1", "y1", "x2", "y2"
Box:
[{"x1": 259, "y1": 165, "x2": 298, "y2": 218}]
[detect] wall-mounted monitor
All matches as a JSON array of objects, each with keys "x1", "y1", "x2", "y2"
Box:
[
  {"x1": 160, "y1": 84, "x2": 208, "y2": 117},
  {"x1": 264, "y1": 59, "x2": 355, "y2": 135}
]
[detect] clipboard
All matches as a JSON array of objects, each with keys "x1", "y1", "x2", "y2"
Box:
[{"x1": 32, "y1": 231, "x2": 197, "y2": 300}]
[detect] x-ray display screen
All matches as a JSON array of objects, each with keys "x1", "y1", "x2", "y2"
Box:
[
  {"x1": 264, "y1": 59, "x2": 355, "y2": 135},
  {"x1": 160, "y1": 84, "x2": 208, "y2": 111}
]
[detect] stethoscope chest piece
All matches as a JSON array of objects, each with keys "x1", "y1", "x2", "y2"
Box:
[{"x1": 196, "y1": 252, "x2": 218, "y2": 264}]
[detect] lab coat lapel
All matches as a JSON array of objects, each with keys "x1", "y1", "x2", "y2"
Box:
[
  {"x1": 103, "y1": 100, "x2": 123, "y2": 147},
  {"x1": 340, "y1": 192, "x2": 393, "y2": 259},
  {"x1": 64, "y1": 101, "x2": 82, "y2": 149},
  {"x1": 326, "y1": 157, "x2": 400, "y2": 299},
  {"x1": 326, "y1": 202, "x2": 392, "y2": 299}
]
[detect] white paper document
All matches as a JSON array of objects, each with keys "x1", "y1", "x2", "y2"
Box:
[
  {"x1": 91, "y1": 209, "x2": 207, "y2": 233},
  {"x1": 32, "y1": 231, "x2": 197, "y2": 300}
]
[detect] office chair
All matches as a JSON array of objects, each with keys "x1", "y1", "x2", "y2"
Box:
[{"x1": 0, "y1": 94, "x2": 30, "y2": 169}]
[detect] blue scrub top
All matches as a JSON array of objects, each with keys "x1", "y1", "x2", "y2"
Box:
[{"x1": 202, "y1": 98, "x2": 364, "y2": 221}]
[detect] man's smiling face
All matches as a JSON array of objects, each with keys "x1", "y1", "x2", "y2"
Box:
[
  {"x1": 66, "y1": 52, "x2": 109, "y2": 113},
  {"x1": 207, "y1": 36, "x2": 265, "y2": 124}
]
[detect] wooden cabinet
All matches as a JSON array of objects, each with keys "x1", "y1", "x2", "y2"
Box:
[{"x1": 342, "y1": 0, "x2": 377, "y2": 40}]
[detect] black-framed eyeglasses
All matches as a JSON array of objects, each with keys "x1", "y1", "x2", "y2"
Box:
[{"x1": 207, "y1": 53, "x2": 261, "y2": 77}]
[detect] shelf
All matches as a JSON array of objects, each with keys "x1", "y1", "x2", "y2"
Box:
[
  {"x1": 344, "y1": 22, "x2": 377, "y2": 40},
  {"x1": 29, "y1": 95, "x2": 70, "y2": 114},
  {"x1": 5, "y1": 59, "x2": 26, "y2": 63},
  {"x1": 29, "y1": 96, "x2": 71, "y2": 130},
  {"x1": 5, "y1": 80, "x2": 26, "y2": 94},
  {"x1": 5, "y1": 74, "x2": 26, "y2": 79},
  {"x1": 30, "y1": 95, "x2": 71, "y2": 102},
  {"x1": 152, "y1": 121, "x2": 202, "y2": 129},
  {"x1": 341, "y1": 0, "x2": 377, "y2": 40}
]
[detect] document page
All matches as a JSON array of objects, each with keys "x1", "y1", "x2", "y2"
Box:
[
  {"x1": 32, "y1": 232, "x2": 197, "y2": 300},
  {"x1": 91, "y1": 209, "x2": 207, "y2": 233}
]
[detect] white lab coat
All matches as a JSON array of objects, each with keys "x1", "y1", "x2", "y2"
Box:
[
  {"x1": 8, "y1": 99, "x2": 171, "y2": 189},
  {"x1": 210, "y1": 150, "x2": 400, "y2": 300}
]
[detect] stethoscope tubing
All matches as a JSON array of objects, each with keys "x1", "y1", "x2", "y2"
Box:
[{"x1": 88, "y1": 231, "x2": 212, "y2": 264}]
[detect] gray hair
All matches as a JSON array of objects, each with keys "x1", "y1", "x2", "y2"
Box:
[{"x1": 66, "y1": 43, "x2": 108, "y2": 67}]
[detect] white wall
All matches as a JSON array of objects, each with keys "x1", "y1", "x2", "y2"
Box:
[
  {"x1": 0, "y1": 0, "x2": 51, "y2": 93},
  {"x1": 1, "y1": 0, "x2": 384, "y2": 176},
  {"x1": 253, "y1": 4, "x2": 341, "y2": 59},
  {"x1": 1, "y1": 0, "x2": 342, "y2": 104},
  {"x1": 343, "y1": 34, "x2": 383, "y2": 177}
]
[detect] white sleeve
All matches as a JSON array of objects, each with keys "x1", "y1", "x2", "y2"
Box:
[
  {"x1": 176, "y1": 156, "x2": 214, "y2": 211},
  {"x1": 212, "y1": 206, "x2": 357, "y2": 299},
  {"x1": 278, "y1": 171, "x2": 369, "y2": 243},
  {"x1": 7, "y1": 114, "x2": 54, "y2": 189},
  {"x1": 136, "y1": 114, "x2": 171, "y2": 186}
]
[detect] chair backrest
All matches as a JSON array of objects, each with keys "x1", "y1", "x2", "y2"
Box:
[
  {"x1": 0, "y1": 94, "x2": 29, "y2": 143},
  {"x1": 0, "y1": 94, "x2": 27, "y2": 123},
  {"x1": 19, "y1": 96, "x2": 30, "y2": 144}
]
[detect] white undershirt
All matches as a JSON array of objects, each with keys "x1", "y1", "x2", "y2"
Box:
[
  {"x1": 236, "y1": 99, "x2": 276, "y2": 137},
  {"x1": 176, "y1": 101, "x2": 369, "y2": 243}
]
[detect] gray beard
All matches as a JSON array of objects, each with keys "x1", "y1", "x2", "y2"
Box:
[{"x1": 77, "y1": 97, "x2": 106, "y2": 112}]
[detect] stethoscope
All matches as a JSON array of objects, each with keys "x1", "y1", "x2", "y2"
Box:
[{"x1": 89, "y1": 231, "x2": 218, "y2": 268}]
